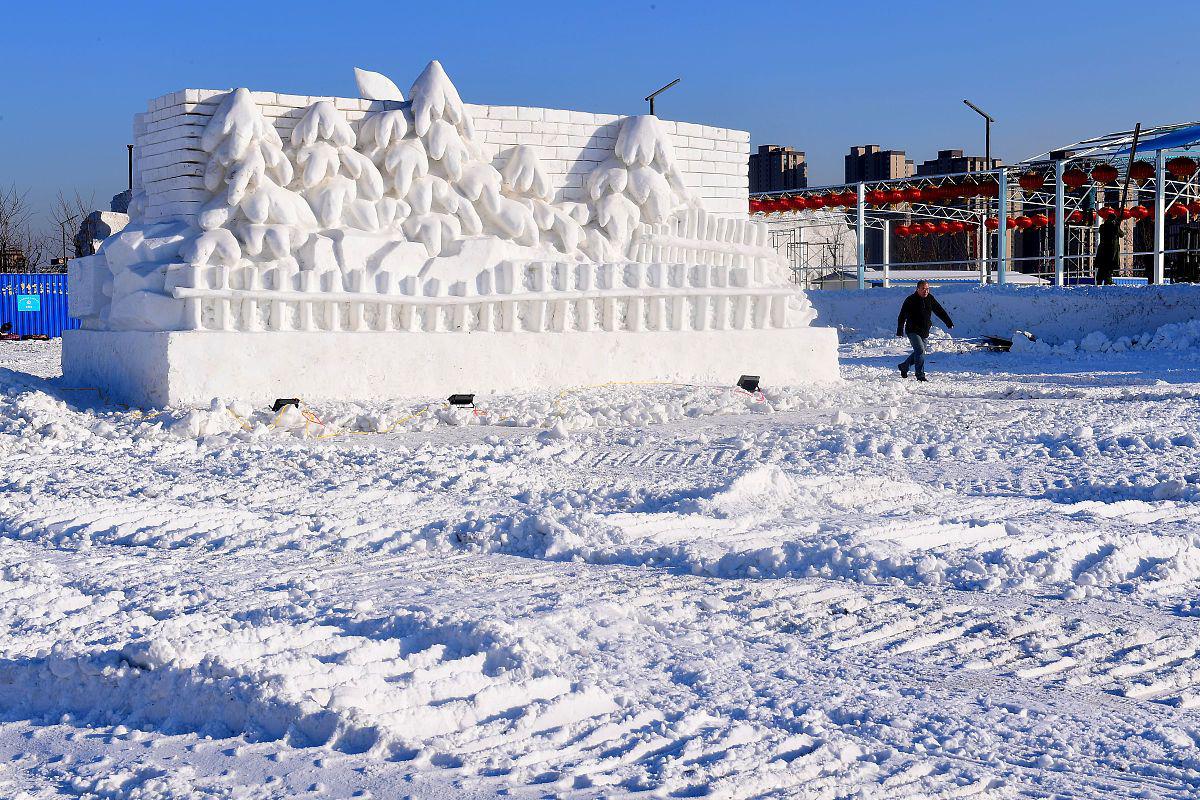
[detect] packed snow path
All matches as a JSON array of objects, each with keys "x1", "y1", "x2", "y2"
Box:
[{"x1": 3, "y1": 338, "x2": 1200, "y2": 798}]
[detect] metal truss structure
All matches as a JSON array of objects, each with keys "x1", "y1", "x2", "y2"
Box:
[{"x1": 751, "y1": 122, "x2": 1200, "y2": 289}]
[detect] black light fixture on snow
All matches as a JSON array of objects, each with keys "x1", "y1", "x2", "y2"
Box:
[
  {"x1": 736, "y1": 375, "x2": 760, "y2": 393},
  {"x1": 448, "y1": 394, "x2": 476, "y2": 407},
  {"x1": 271, "y1": 398, "x2": 300, "y2": 412}
]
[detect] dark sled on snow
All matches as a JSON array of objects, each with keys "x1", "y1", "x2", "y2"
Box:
[{"x1": 957, "y1": 331, "x2": 1037, "y2": 353}]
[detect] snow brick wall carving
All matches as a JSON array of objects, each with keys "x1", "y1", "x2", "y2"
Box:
[{"x1": 64, "y1": 62, "x2": 837, "y2": 406}]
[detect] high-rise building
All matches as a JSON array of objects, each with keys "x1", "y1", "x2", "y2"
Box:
[
  {"x1": 844, "y1": 146, "x2": 914, "y2": 265},
  {"x1": 749, "y1": 145, "x2": 807, "y2": 194},
  {"x1": 845, "y1": 145, "x2": 914, "y2": 183},
  {"x1": 916, "y1": 149, "x2": 1001, "y2": 177}
]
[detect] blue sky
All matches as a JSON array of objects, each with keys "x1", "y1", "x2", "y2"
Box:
[{"x1": 2, "y1": 0, "x2": 1195, "y2": 224}]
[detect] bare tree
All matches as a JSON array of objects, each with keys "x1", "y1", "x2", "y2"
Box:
[
  {"x1": 49, "y1": 190, "x2": 97, "y2": 264},
  {"x1": 0, "y1": 184, "x2": 40, "y2": 272}
]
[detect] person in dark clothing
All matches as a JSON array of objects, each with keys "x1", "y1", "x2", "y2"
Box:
[
  {"x1": 1094, "y1": 219, "x2": 1123, "y2": 285},
  {"x1": 896, "y1": 280, "x2": 953, "y2": 381}
]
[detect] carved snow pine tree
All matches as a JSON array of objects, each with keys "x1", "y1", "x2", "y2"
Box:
[
  {"x1": 585, "y1": 114, "x2": 694, "y2": 256},
  {"x1": 501, "y1": 145, "x2": 589, "y2": 256},
  {"x1": 188, "y1": 88, "x2": 316, "y2": 268},
  {"x1": 290, "y1": 100, "x2": 386, "y2": 231},
  {"x1": 406, "y1": 60, "x2": 542, "y2": 253}
]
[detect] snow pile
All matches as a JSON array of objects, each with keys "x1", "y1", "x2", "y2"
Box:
[
  {"x1": 1012, "y1": 317, "x2": 1200, "y2": 357},
  {"x1": 812, "y1": 283, "x2": 1200, "y2": 344}
]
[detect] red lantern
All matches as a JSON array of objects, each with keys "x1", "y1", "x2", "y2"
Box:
[
  {"x1": 895, "y1": 225, "x2": 911, "y2": 237},
  {"x1": 1189, "y1": 201, "x2": 1200, "y2": 215},
  {"x1": 1129, "y1": 161, "x2": 1154, "y2": 182},
  {"x1": 1015, "y1": 216, "x2": 1034, "y2": 229},
  {"x1": 949, "y1": 221, "x2": 965, "y2": 233},
  {"x1": 984, "y1": 217, "x2": 1000, "y2": 230},
  {"x1": 1131, "y1": 204, "x2": 1151, "y2": 219},
  {"x1": 977, "y1": 180, "x2": 1000, "y2": 198},
  {"x1": 934, "y1": 221, "x2": 950, "y2": 234},
  {"x1": 1068, "y1": 210, "x2": 1084, "y2": 223},
  {"x1": 808, "y1": 195, "x2": 826, "y2": 209},
  {"x1": 1018, "y1": 171, "x2": 1044, "y2": 192},
  {"x1": 867, "y1": 189, "x2": 888, "y2": 205},
  {"x1": 887, "y1": 190, "x2": 906, "y2": 204},
  {"x1": 1167, "y1": 157, "x2": 1197, "y2": 180},
  {"x1": 749, "y1": 199, "x2": 762, "y2": 213},
  {"x1": 1168, "y1": 202, "x2": 1188, "y2": 218},
  {"x1": 1062, "y1": 168, "x2": 1088, "y2": 190},
  {"x1": 1091, "y1": 164, "x2": 1119, "y2": 184},
  {"x1": 919, "y1": 222, "x2": 935, "y2": 234},
  {"x1": 921, "y1": 186, "x2": 941, "y2": 201},
  {"x1": 1032, "y1": 214, "x2": 1050, "y2": 227},
  {"x1": 1098, "y1": 207, "x2": 1117, "y2": 220},
  {"x1": 903, "y1": 187, "x2": 923, "y2": 202}
]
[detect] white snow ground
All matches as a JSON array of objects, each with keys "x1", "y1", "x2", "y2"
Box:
[{"x1": 3, "y1": 327, "x2": 1200, "y2": 798}]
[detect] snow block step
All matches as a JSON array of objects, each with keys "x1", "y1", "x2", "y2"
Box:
[{"x1": 61, "y1": 327, "x2": 839, "y2": 408}]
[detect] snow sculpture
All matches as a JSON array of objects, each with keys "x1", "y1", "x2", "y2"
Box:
[
  {"x1": 587, "y1": 114, "x2": 695, "y2": 254},
  {"x1": 353, "y1": 67, "x2": 404, "y2": 102},
  {"x1": 64, "y1": 61, "x2": 837, "y2": 406}
]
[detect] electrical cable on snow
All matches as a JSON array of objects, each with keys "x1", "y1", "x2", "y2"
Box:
[{"x1": 221, "y1": 380, "x2": 767, "y2": 440}]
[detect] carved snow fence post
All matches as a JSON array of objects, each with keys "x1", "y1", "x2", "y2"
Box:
[{"x1": 62, "y1": 61, "x2": 837, "y2": 407}]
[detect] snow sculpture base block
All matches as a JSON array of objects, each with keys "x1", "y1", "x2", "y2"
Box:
[{"x1": 62, "y1": 328, "x2": 838, "y2": 408}]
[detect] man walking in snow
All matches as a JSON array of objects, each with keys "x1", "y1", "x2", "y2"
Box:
[{"x1": 896, "y1": 280, "x2": 953, "y2": 382}]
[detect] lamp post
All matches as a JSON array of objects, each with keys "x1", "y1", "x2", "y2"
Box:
[
  {"x1": 645, "y1": 78, "x2": 680, "y2": 116},
  {"x1": 962, "y1": 99, "x2": 994, "y2": 169},
  {"x1": 58, "y1": 214, "x2": 80, "y2": 266},
  {"x1": 964, "y1": 100, "x2": 996, "y2": 277}
]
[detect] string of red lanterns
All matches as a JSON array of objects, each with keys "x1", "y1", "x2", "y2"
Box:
[
  {"x1": 748, "y1": 180, "x2": 1003, "y2": 215},
  {"x1": 750, "y1": 158, "x2": 1200, "y2": 219},
  {"x1": 894, "y1": 219, "x2": 972, "y2": 238}
]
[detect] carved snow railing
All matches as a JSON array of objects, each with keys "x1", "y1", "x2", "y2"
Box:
[
  {"x1": 628, "y1": 209, "x2": 778, "y2": 283},
  {"x1": 170, "y1": 260, "x2": 799, "y2": 334}
]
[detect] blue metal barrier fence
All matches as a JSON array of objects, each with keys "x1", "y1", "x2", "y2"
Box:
[{"x1": 0, "y1": 274, "x2": 78, "y2": 337}]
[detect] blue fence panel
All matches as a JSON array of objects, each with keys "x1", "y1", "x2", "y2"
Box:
[{"x1": 0, "y1": 273, "x2": 79, "y2": 338}]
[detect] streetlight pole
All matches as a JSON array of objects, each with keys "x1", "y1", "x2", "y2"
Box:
[
  {"x1": 645, "y1": 78, "x2": 680, "y2": 116},
  {"x1": 963, "y1": 99, "x2": 995, "y2": 169},
  {"x1": 964, "y1": 99, "x2": 996, "y2": 277},
  {"x1": 58, "y1": 214, "x2": 80, "y2": 266}
]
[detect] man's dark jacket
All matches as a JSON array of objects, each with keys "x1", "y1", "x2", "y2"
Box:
[{"x1": 897, "y1": 292, "x2": 953, "y2": 337}]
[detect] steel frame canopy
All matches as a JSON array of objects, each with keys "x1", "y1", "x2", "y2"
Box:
[{"x1": 751, "y1": 120, "x2": 1200, "y2": 289}]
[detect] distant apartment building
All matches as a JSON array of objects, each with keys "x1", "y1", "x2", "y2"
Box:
[
  {"x1": 749, "y1": 145, "x2": 807, "y2": 194},
  {"x1": 844, "y1": 146, "x2": 914, "y2": 264},
  {"x1": 844, "y1": 145, "x2": 915, "y2": 183},
  {"x1": 916, "y1": 149, "x2": 1001, "y2": 177}
]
